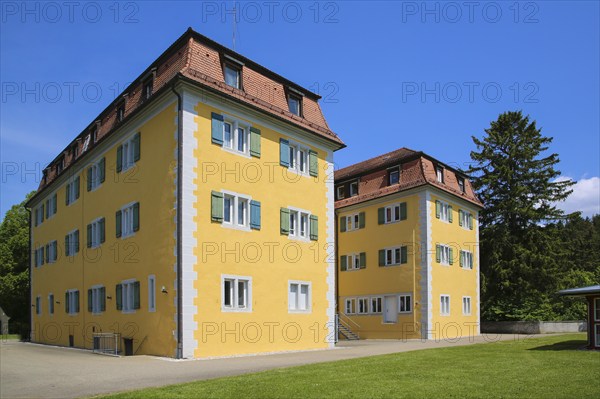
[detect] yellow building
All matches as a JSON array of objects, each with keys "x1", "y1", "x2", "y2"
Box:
[
  {"x1": 26, "y1": 28, "x2": 344, "y2": 358},
  {"x1": 335, "y1": 148, "x2": 482, "y2": 340}
]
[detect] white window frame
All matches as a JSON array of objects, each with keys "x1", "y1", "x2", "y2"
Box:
[
  {"x1": 346, "y1": 253, "x2": 361, "y2": 271},
  {"x1": 221, "y1": 274, "x2": 252, "y2": 312},
  {"x1": 398, "y1": 294, "x2": 412, "y2": 313},
  {"x1": 349, "y1": 181, "x2": 358, "y2": 196},
  {"x1": 389, "y1": 169, "x2": 400, "y2": 185},
  {"x1": 35, "y1": 246, "x2": 44, "y2": 267},
  {"x1": 222, "y1": 190, "x2": 251, "y2": 231},
  {"x1": 345, "y1": 298, "x2": 356, "y2": 314},
  {"x1": 35, "y1": 206, "x2": 44, "y2": 225},
  {"x1": 66, "y1": 178, "x2": 78, "y2": 205},
  {"x1": 288, "y1": 93, "x2": 302, "y2": 116},
  {"x1": 48, "y1": 293, "x2": 54, "y2": 315},
  {"x1": 458, "y1": 177, "x2": 465, "y2": 193},
  {"x1": 120, "y1": 202, "x2": 136, "y2": 238},
  {"x1": 222, "y1": 117, "x2": 250, "y2": 157},
  {"x1": 439, "y1": 244, "x2": 451, "y2": 266},
  {"x1": 66, "y1": 229, "x2": 78, "y2": 257},
  {"x1": 436, "y1": 166, "x2": 444, "y2": 183},
  {"x1": 66, "y1": 289, "x2": 78, "y2": 315},
  {"x1": 148, "y1": 275, "x2": 156, "y2": 312},
  {"x1": 287, "y1": 141, "x2": 309, "y2": 175},
  {"x1": 36, "y1": 295, "x2": 41, "y2": 315},
  {"x1": 121, "y1": 279, "x2": 137, "y2": 313},
  {"x1": 288, "y1": 206, "x2": 311, "y2": 241},
  {"x1": 89, "y1": 158, "x2": 103, "y2": 191},
  {"x1": 440, "y1": 295, "x2": 450, "y2": 316},
  {"x1": 438, "y1": 201, "x2": 450, "y2": 222},
  {"x1": 224, "y1": 63, "x2": 241, "y2": 89},
  {"x1": 384, "y1": 203, "x2": 403, "y2": 224},
  {"x1": 460, "y1": 210, "x2": 471, "y2": 230},
  {"x1": 384, "y1": 246, "x2": 403, "y2": 266},
  {"x1": 594, "y1": 298, "x2": 600, "y2": 322},
  {"x1": 46, "y1": 194, "x2": 57, "y2": 218},
  {"x1": 370, "y1": 296, "x2": 383, "y2": 313},
  {"x1": 461, "y1": 250, "x2": 473, "y2": 270},
  {"x1": 120, "y1": 135, "x2": 137, "y2": 172},
  {"x1": 345, "y1": 213, "x2": 360, "y2": 232},
  {"x1": 90, "y1": 217, "x2": 103, "y2": 248},
  {"x1": 288, "y1": 280, "x2": 311, "y2": 313},
  {"x1": 336, "y1": 186, "x2": 345, "y2": 200},
  {"x1": 47, "y1": 240, "x2": 57, "y2": 263},
  {"x1": 357, "y1": 297, "x2": 369, "y2": 314},
  {"x1": 90, "y1": 285, "x2": 104, "y2": 314},
  {"x1": 462, "y1": 296, "x2": 472, "y2": 316}
]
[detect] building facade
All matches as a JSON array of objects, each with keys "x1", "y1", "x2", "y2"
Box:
[
  {"x1": 335, "y1": 148, "x2": 482, "y2": 340},
  {"x1": 27, "y1": 28, "x2": 344, "y2": 358}
]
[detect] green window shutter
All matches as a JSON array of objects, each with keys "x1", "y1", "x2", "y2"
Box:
[
  {"x1": 99, "y1": 158, "x2": 105, "y2": 183},
  {"x1": 400, "y1": 203, "x2": 407, "y2": 221},
  {"x1": 100, "y1": 218, "x2": 106, "y2": 243},
  {"x1": 359, "y1": 252, "x2": 367, "y2": 269},
  {"x1": 100, "y1": 287, "x2": 106, "y2": 312},
  {"x1": 87, "y1": 224, "x2": 92, "y2": 247},
  {"x1": 309, "y1": 150, "x2": 318, "y2": 177},
  {"x1": 116, "y1": 145, "x2": 123, "y2": 173},
  {"x1": 74, "y1": 290, "x2": 80, "y2": 313},
  {"x1": 115, "y1": 211, "x2": 122, "y2": 238},
  {"x1": 378, "y1": 207, "x2": 385, "y2": 224},
  {"x1": 65, "y1": 184, "x2": 70, "y2": 206},
  {"x1": 279, "y1": 139, "x2": 290, "y2": 167},
  {"x1": 45, "y1": 200, "x2": 49, "y2": 218},
  {"x1": 133, "y1": 202, "x2": 140, "y2": 232},
  {"x1": 250, "y1": 200, "x2": 261, "y2": 230},
  {"x1": 459, "y1": 251, "x2": 464, "y2": 267},
  {"x1": 449, "y1": 248, "x2": 454, "y2": 265},
  {"x1": 435, "y1": 200, "x2": 441, "y2": 219},
  {"x1": 448, "y1": 205, "x2": 453, "y2": 223},
  {"x1": 75, "y1": 230, "x2": 79, "y2": 253},
  {"x1": 310, "y1": 215, "x2": 318, "y2": 240},
  {"x1": 211, "y1": 191, "x2": 223, "y2": 222},
  {"x1": 340, "y1": 216, "x2": 347, "y2": 232},
  {"x1": 340, "y1": 256, "x2": 347, "y2": 271},
  {"x1": 52, "y1": 241, "x2": 57, "y2": 261},
  {"x1": 65, "y1": 292, "x2": 69, "y2": 313},
  {"x1": 401, "y1": 246, "x2": 408, "y2": 264},
  {"x1": 133, "y1": 281, "x2": 140, "y2": 309},
  {"x1": 53, "y1": 194, "x2": 57, "y2": 214},
  {"x1": 65, "y1": 235, "x2": 70, "y2": 257},
  {"x1": 359, "y1": 212, "x2": 366, "y2": 229},
  {"x1": 40, "y1": 247, "x2": 44, "y2": 265},
  {"x1": 34, "y1": 249, "x2": 38, "y2": 266},
  {"x1": 87, "y1": 289, "x2": 93, "y2": 312},
  {"x1": 116, "y1": 284, "x2": 123, "y2": 310},
  {"x1": 458, "y1": 210, "x2": 463, "y2": 227},
  {"x1": 75, "y1": 176, "x2": 80, "y2": 199},
  {"x1": 249, "y1": 127, "x2": 261, "y2": 158},
  {"x1": 378, "y1": 250, "x2": 385, "y2": 267},
  {"x1": 133, "y1": 132, "x2": 141, "y2": 162},
  {"x1": 45, "y1": 244, "x2": 49, "y2": 263},
  {"x1": 469, "y1": 214, "x2": 474, "y2": 230},
  {"x1": 211, "y1": 112, "x2": 224, "y2": 145},
  {"x1": 41, "y1": 204, "x2": 44, "y2": 222},
  {"x1": 436, "y1": 244, "x2": 441, "y2": 263},
  {"x1": 280, "y1": 208, "x2": 290, "y2": 234},
  {"x1": 87, "y1": 167, "x2": 92, "y2": 191}
]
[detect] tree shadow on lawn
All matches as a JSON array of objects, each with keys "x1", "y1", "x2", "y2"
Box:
[{"x1": 528, "y1": 340, "x2": 589, "y2": 351}]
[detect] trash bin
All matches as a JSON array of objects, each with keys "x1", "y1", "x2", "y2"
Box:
[
  {"x1": 123, "y1": 338, "x2": 133, "y2": 356},
  {"x1": 69, "y1": 335, "x2": 74, "y2": 347}
]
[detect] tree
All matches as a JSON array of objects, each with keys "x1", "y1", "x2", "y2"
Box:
[
  {"x1": 468, "y1": 111, "x2": 576, "y2": 321},
  {"x1": 0, "y1": 191, "x2": 34, "y2": 335}
]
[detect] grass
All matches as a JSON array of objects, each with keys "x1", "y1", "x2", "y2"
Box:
[
  {"x1": 100, "y1": 334, "x2": 599, "y2": 399},
  {"x1": 0, "y1": 334, "x2": 21, "y2": 341}
]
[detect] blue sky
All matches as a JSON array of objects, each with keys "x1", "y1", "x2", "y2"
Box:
[{"x1": 1, "y1": 1, "x2": 599, "y2": 218}]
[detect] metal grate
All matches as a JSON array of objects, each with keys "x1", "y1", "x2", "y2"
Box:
[{"x1": 92, "y1": 332, "x2": 120, "y2": 356}]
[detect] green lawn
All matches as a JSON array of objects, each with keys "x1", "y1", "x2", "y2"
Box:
[
  {"x1": 0, "y1": 334, "x2": 21, "y2": 340},
  {"x1": 101, "y1": 334, "x2": 599, "y2": 399}
]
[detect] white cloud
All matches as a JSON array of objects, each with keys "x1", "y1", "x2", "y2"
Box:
[{"x1": 555, "y1": 176, "x2": 600, "y2": 218}]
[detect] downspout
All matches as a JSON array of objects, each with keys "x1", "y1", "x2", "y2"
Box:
[
  {"x1": 334, "y1": 210, "x2": 339, "y2": 344},
  {"x1": 171, "y1": 84, "x2": 183, "y2": 359},
  {"x1": 27, "y1": 207, "x2": 32, "y2": 341}
]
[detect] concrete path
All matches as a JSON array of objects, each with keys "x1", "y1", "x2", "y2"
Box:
[{"x1": 1, "y1": 334, "x2": 538, "y2": 398}]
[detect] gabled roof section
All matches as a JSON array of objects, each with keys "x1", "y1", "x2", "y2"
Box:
[
  {"x1": 335, "y1": 148, "x2": 421, "y2": 182},
  {"x1": 29, "y1": 28, "x2": 344, "y2": 203}
]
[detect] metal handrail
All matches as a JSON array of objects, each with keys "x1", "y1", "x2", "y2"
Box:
[{"x1": 338, "y1": 312, "x2": 360, "y2": 329}]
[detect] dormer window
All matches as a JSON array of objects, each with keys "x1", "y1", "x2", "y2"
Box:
[
  {"x1": 435, "y1": 166, "x2": 444, "y2": 183},
  {"x1": 71, "y1": 144, "x2": 79, "y2": 159},
  {"x1": 117, "y1": 103, "x2": 125, "y2": 122},
  {"x1": 56, "y1": 158, "x2": 64, "y2": 174},
  {"x1": 349, "y1": 181, "x2": 359, "y2": 197},
  {"x1": 288, "y1": 93, "x2": 302, "y2": 116},
  {"x1": 224, "y1": 62, "x2": 241, "y2": 89},
  {"x1": 143, "y1": 78, "x2": 153, "y2": 100},
  {"x1": 388, "y1": 168, "x2": 400, "y2": 185},
  {"x1": 91, "y1": 125, "x2": 98, "y2": 143},
  {"x1": 336, "y1": 185, "x2": 345, "y2": 200},
  {"x1": 458, "y1": 177, "x2": 465, "y2": 193}
]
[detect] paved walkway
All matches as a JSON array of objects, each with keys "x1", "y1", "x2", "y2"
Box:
[{"x1": 1, "y1": 334, "x2": 536, "y2": 398}]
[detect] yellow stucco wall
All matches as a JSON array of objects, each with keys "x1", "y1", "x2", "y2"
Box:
[
  {"x1": 191, "y1": 102, "x2": 334, "y2": 357},
  {"x1": 337, "y1": 193, "x2": 423, "y2": 339},
  {"x1": 30, "y1": 103, "x2": 178, "y2": 356}
]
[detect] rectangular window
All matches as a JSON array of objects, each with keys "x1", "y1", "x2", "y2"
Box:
[
  {"x1": 288, "y1": 282, "x2": 310, "y2": 312},
  {"x1": 384, "y1": 203, "x2": 407, "y2": 223},
  {"x1": 345, "y1": 254, "x2": 362, "y2": 271},
  {"x1": 56, "y1": 158, "x2": 64, "y2": 175},
  {"x1": 336, "y1": 185, "x2": 345, "y2": 200},
  {"x1": 287, "y1": 143, "x2": 310, "y2": 175},
  {"x1": 143, "y1": 79, "x2": 153, "y2": 100},
  {"x1": 222, "y1": 119, "x2": 249, "y2": 156},
  {"x1": 459, "y1": 210, "x2": 473, "y2": 230},
  {"x1": 288, "y1": 93, "x2": 302, "y2": 116},
  {"x1": 458, "y1": 177, "x2": 465, "y2": 193},
  {"x1": 384, "y1": 246, "x2": 407, "y2": 266},
  {"x1": 224, "y1": 63, "x2": 241, "y2": 89},
  {"x1": 463, "y1": 296, "x2": 472, "y2": 315},
  {"x1": 438, "y1": 244, "x2": 451, "y2": 265},
  {"x1": 357, "y1": 298, "x2": 369, "y2": 314},
  {"x1": 289, "y1": 209, "x2": 311, "y2": 239},
  {"x1": 223, "y1": 193, "x2": 250, "y2": 229},
  {"x1": 66, "y1": 178, "x2": 79, "y2": 205},
  {"x1": 66, "y1": 290, "x2": 79, "y2": 315},
  {"x1": 440, "y1": 295, "x2": 450, "y2": 315},
  {"x1": 35, "y1": 246, "x2": 44, "y2": 267},
  {"x1": 345, "y1": 213, "x2": 360, "y2": 232},
  {"x1": 345, "y1": 298, "x2": 356, "y2": 314},
  {"x1": 48, "y1": 294, "x2": 54, "y2": 314},
  {"x1": 222, "y1": 275, "x2": 251, "y2": 312},
  {"x1": 119, "y1": 280, "x2": 139, "y2": 312},
  {"x1": 89, "y1": 159, "x2": 104, "y2": 191},
  {"x1": 389, "y1": 169, "x2": 400, "y2": 185},
  {"x1": 399, "y1": 294, "x2": 412, "y2": 313},
  {"x1": 117, "y1": 104, "x2": 125, "y2": 122},
  {"x1": 436, "y1": 166, "x2": 444, "y2": 183},
  {"x1": 36, "y1": 296, "x2": 41, "y2": 315},
  {"x1": 35, "y1": 206, "x2": 44, "y2": 225},
  {"x1": 349, "y1": 181, "x2": 358, "y2": 197},
  {"x1": 65, "y1": 230, "x2": 79, "y2": 257},
  {"x1": 437, "y1": 201, "x2": 450, "y2": 222},
  {"x1": 594, "y1": 298, "x2": 600, "y2": 321},
  {"x1": 120, "y1": 135, "x2": 137, "y2": 171},
  {"x1": 46, "y1": 194, "x2": 57, "y2": 218},
  {"x1": 148, "y1": 275, "x2": 156, "y2": 312},
  {"x1": 47, "y1": 240, "x2": 57, "y2": 263},
  {"x1": 370, "y1": 297, "x2": 382, "y2": 313},
  {"x1": 121, "y1": 203, "x2": 137, "y2": 238},
  {"x1": 90, "y1": 286, "x2": 104, "y2": 314},
  {"x1": 90, "y1": 218, "x2": 104, "y2": 248},
  {"x1": 460, "y1": 250, "x2": 473, "y2": 269}
]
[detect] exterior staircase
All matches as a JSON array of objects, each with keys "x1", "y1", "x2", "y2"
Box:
[{"x1": 336, "y1": 313, "x2": 360, "y2": 340}]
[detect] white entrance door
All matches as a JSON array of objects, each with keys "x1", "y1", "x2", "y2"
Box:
[{"x1": 384, "y1": 295, "x2": 398, "y2": 323}]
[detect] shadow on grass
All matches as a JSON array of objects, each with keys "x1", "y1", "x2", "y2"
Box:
[{"x1": 528, "y1": 340, "x2": 588, "y2": 351}]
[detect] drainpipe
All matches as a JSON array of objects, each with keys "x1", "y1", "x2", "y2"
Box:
[
  {"x1": 334, "y1": 210, "x2": 339, "y2": 344},
  {"x1": 27, "y1": 207, "x2": 32, "y2": 341},
  {"x1": 171, "y1": 84, "x2": 183, "y2": 359}
]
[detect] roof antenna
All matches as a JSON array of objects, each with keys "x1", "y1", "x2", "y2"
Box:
[{"x1": 232, "y1": 4, "x2": 237, "y2": 51}]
